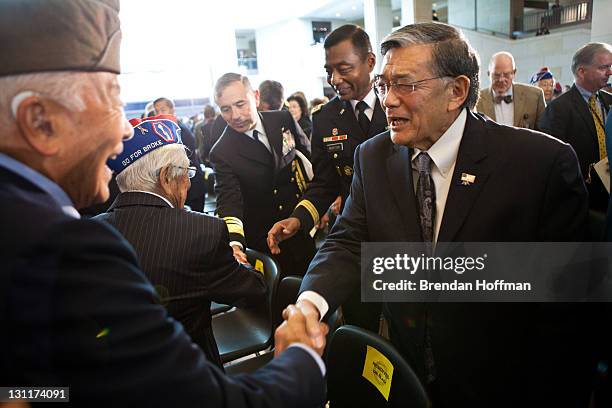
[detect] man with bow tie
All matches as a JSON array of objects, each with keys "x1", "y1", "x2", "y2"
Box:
[{"x1": 476, "y1": 51, "x2": 546, "y2": 130}]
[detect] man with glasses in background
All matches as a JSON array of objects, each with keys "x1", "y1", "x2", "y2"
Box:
[
  {"x1": 95, "y1": 115, "x2": 267, "y2": 369},
  {"x1": 476, "y1": 51, "x2": 546, "y2": 129},
  {"x1": 278, "y1": 22, "x2": 602, "y2": 407}
]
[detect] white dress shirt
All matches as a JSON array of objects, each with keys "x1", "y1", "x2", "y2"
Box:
[
  {"x1": 492, "y1": 86, "x2": 514, "y2": 126},
  {"x1": 244, "y1": 118, "x2": 272, "y2": 152},
  {"x1": 298, "y1": 109, "x2": 468, "y2": 319},
  {"x1": 350, "y1": 88, "x2": 377, "y2": 121},
  {"x1": 128, "y1": 190, "x2": 174, "y2": 208}
]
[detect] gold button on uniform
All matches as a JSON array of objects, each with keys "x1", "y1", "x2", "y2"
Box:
[
  {"x1": 278, "y1": 205, "x2": 283, "y2": 210},
  {"x1": 333, "y1": 153, "x2": 338, "y2": 159},
  {"x1": 273, "y1": 189, "x2": 277, "y2": 194},
  {"x1": 291, "y1": 177, "x2": 295, "y2": 182}
]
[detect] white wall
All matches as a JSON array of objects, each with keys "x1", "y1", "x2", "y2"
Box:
[
  {"x1": 590, "y1": 0, "x2": 612, "y2": 44},
  {"x1": 461, "y1": 26, "x2": 591, "y2": 89},
  {"x1": 448, "y1": 0, "x2": 476, "y2": 30},
  {"x1": 253, "y1": 18, "x2": 351, "y2": 101},
  {"x1": 476, "y1": 0, "x2": 510, "y2": 35}
]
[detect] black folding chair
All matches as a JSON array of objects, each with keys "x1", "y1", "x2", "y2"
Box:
[
  {"x1": 327, "y1": 325, "x2": 429, "y2": 408},
  {"x1": 225, "y1": 275, "x2": 303, "y2": 374},
  {"x1": 212, "y1": 249, "x2": 280, "y2": 363}
]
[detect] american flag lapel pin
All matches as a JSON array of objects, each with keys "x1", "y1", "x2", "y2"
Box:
[{"x1": 461, "y1": 173, "x2": 476, "y2": 185}]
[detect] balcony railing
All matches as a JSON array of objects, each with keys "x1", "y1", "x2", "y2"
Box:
[{"x1": 517, "y1": 1, "x2": 592, "y2": 34}]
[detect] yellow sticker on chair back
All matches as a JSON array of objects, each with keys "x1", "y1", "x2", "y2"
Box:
[
  {"x1": 254, "y1": 259, "x2": 264, "y2": 274},
  {"x1": 362, "y1": 345, "x2": 394, "y2": 401}
]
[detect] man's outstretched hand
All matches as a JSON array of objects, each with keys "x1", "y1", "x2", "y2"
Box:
[
  {"x1": 231, "y1": 244, "x2": 250, "y2": 266},
  {"x1": 267, "y1": 217, "x2": 301, "y2": 254},
  {"x1": 274, "y1": 300, "x2": 328, "y2": 357}
]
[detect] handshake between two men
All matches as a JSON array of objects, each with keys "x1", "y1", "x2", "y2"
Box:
[{"x1": 274, "y1": 301, "x2": 329, "y2": 357}]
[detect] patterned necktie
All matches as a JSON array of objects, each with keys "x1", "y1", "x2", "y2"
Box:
[
  {"x1": 252, "y1": 129, "x2": 260, "y2": 142},
  {"x1": 414, "y1": 152, "x2": 437, "y2": 383},
  {"x1": 355, "y1": 100, "x2": 371, "y2": 134},
  {"x1": 415, "y1": 152, "x2": 436, "y2": 243},
  {"x1": 589, "y1": 93, "x2": 607, "y2": 160}
]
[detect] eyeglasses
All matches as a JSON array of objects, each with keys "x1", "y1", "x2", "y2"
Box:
[
  {"x1": 491, "y1": 71, "x2": 515, "y2": 80},
  {"x1": 373, "y1": 75, "x2": 447, "y2": 97},
  {"x1": 168, "y1": 165, "x2": 197, "y2": 179}
]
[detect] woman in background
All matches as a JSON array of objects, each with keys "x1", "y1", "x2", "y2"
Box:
[{"x1": 288, "y1": 93, "x2": 312, "y2": 138}]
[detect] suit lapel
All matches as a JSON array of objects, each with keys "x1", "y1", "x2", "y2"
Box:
[
  {"x1": 260, "y1": 112, "x2": 283, "y2": 170},
  {"x1": 513, "y1": 85, "x2": 525, "y2": 127},
  {"x1": 385, "y1": 143, "x2": 422, "y2": 240},
  {"x1": 227, "y1": 126, "x2": 273, "y2": 168},
  {"x1": 332, "y1": 100, "x2": 367, "y2": 143},
  {"x1": 570, "y1": 85, "x2": 597, "y2": 138},
  {"x1": 437, "y1": 112, "x2": 491, "y2": 242},
  {"x1": 481, "y1": 89, "x2": 496, "y2": 121},
  {"x1": 369, "y1": 97, "x2": 388, "y2": 137}
]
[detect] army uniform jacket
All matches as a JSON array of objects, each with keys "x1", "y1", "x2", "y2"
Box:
[
  {"x1": 210, "y1": 110, "x2": 312, "y2": 252},
  {"x1": 291, "y1": 95, "x2": 387, "y2": 231}
]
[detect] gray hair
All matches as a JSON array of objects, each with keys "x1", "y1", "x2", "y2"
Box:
[
  {"x1": 115, "y1": 144, "x2": 189, "y2": 193},
  {"x1": 214, "y1": 73, "x2": 253, "y2": 101},
  {"x1": 571, "y1": 42, "x2": 612, "y2": 75},
  {"x1": 0, "y1": 71, "x2": 104, "y2": 132},
  {"x1": 380, "y1": 22, "x2": 480, "y2": 110}
]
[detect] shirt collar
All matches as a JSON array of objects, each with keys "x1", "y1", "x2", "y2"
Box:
[
  {"x1": 244, "y1": 114, "x2": 266, "y2": 139},
  {"x1": 492, "y1": 85, "x2": 514, "y2": 98},
  {"x1": 411, "y1": 109, "x2": 467, "y2": 178},
  {"x1": 350, "y1": 88, "x2": 377, "y2": 112},
  {"x1": 0, "y1": 152, "x2": 79, "y2": 218},
  {"x1": 575, "y1": 82, "x2": 594, "y2": 100},
  {"x1": 127, "y1": 190, "x2": 175, "y2": 208}
]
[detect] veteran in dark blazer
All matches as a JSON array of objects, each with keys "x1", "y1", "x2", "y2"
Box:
[
  {"x1": 95, "y1": 116, "x2": 266, "y2": 369},
  {"x1": 284, "y1": 23, "x2": 601, "y2": 407},
  {"x1": 539, "y1": 43, "x2": 612, "y2": 214},
  {"x1": 210, "y1": 73, "x2": 316, "y2": 277},
  {"x1": 1, "y1": 2, "x2": 326, "y2": 406}
]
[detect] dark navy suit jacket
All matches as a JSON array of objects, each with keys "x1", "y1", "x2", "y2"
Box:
[
  {"x1": 301, "y1": 110, "x2": 604, "y2": 407},
  {"x1": 0, "y1": 165, "x2": 325, "y2": 407}
]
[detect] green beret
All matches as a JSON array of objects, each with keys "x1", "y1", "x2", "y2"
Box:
[{"x1": 0, "y1": 0, "x2": 121, "y2": 76}]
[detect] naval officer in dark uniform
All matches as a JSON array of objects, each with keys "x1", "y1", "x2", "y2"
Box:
[
  {"x1": 210, "y1": 73, "x2": 315, "y2": 277},
  {"x1": 268, "y1": 24, "x2": 387, "y2": 331}
]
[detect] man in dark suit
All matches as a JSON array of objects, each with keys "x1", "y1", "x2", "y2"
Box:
[
  {"x1": 268, "y1": 24, "x2": 387, "y2": 332},
  {"x1": 539, "y1": 42, "x2": 612, "y2": 214},
  {"x1": 0, "y1": 2, "x2": 326, "y2": 406},
  {"x1": 210, "y1": 73, "x2": 316, "y2": 277},
  {"x1": 277, "y1": 22, "x2": 600, "y2": 407},
  {"x1": 94, "y1": 115, "x2": 266, "y2": 369}
]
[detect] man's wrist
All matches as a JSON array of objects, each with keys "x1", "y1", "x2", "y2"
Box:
[
  {"x1": 296, "y1": 294, "x2": 327, "y2": 321},
  {"x1": 229, "y1": 241, "x2": 243, "y2": 250}
]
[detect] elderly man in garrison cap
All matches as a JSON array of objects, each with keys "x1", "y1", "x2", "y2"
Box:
[
  {"x1": 0, "y1": 1, "x2": 327, "y2": 406},
  {"x1": 94, "y1": 115, "x2": 266, "y2": 370}
]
